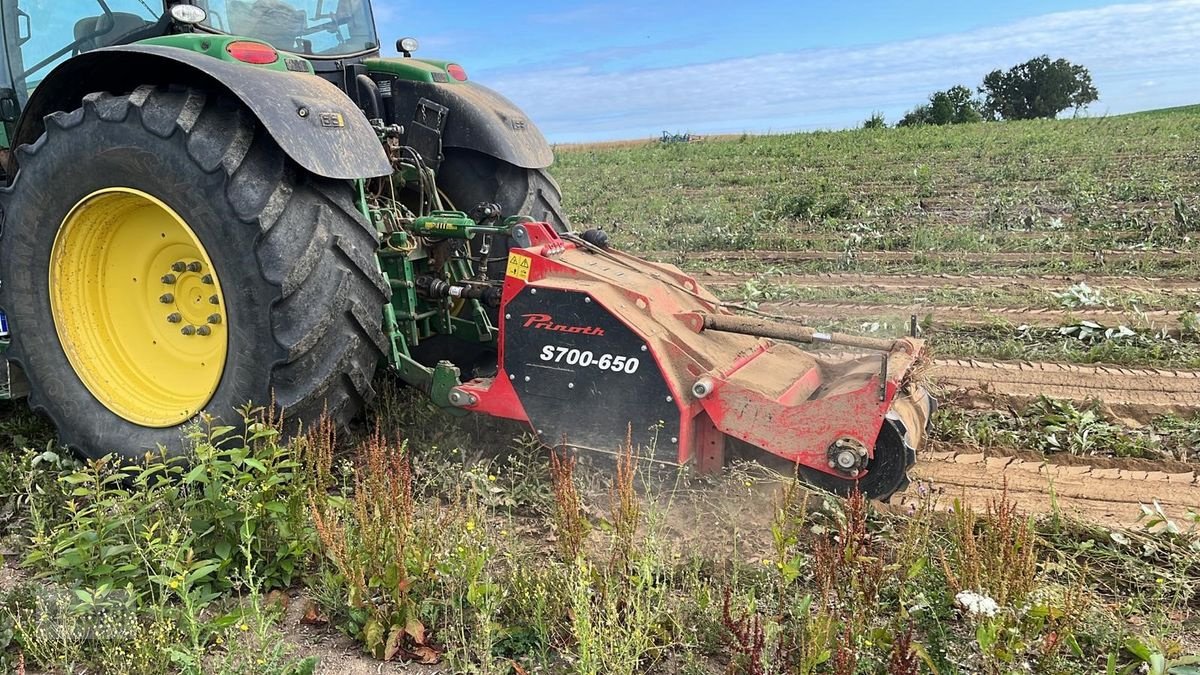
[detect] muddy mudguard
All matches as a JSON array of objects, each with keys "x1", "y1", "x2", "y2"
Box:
[
  {"x1": 386, "y1": 79, "x2": 554, "y2": 169},
  {"x1": 11, "y1": 45, "x2": 392, "y2": 180}
]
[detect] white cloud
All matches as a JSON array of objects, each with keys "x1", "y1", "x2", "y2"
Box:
[{"x1": 478, "y1": 0, "x2": 1200, "y2": 142}]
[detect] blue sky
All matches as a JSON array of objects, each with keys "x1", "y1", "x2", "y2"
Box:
[{"x1": 372, "y1": 0, "x2": 1200, "y2": 142}]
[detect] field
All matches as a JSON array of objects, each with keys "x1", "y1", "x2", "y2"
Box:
[
  {"x1": 2, "y1": 109, "x2": 1199, "y2": 674},
  {"x1": 555, "y1": 109, "x2": 1200, "y2": 525}
]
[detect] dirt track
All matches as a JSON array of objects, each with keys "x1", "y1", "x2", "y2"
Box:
[
  {"x1": 694, "y1": 270, "x2": 1200, "y2": 293},
  {"x1": 927, "y1": 359, "x2": 1200, "y2": 420},
  {"x1": 650, "y1": 249, "x2": 1192, "y2": 265},
  {"x1": 898, "y1": 450, "x2": 1200, "y2": 528},
  {"x1": 758, "y1": 299, "x2": 1190, "y2": 331}
]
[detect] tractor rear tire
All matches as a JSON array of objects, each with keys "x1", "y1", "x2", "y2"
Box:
[{"x1": 0, "y1": 86, "x2": 388, "y2": 461}]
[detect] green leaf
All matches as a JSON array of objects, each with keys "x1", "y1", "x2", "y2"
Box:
[
  {"x1": 214, "y1": 540, "x2": 232, "y2": 561},
  {"x1": 243, "y1": 458, "x2": 268, "y2": 473},
  {"x1": 362, "y1": 619, "x2": 385, "y2": 655},
  {"x1": 1124, "y1": 637, "x2": 1153, "y2": 662},
  {"x1": 186, "y1": 562, "x2": 222, "y2": 584},
  {"x1": 906, "y1": 556, "x2": 927, "y2": 580}
]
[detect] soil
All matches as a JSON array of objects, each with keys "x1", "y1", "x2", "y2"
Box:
[
  {"x1": 694, "y1": 270, "x2": 1200, "y2": 293},
  {"x1": 649, "y1": 249, "x2": 1192, "y2": 265},
  {"x1": 899, "y1": 449, "x2": 1200, "y2": 529},
  {"x1": 758, "y1": 300, "x2": 1191, "y2": 332},
  {"x1": 928, "y1": 357, "x2": 1200, "y2": 423}
]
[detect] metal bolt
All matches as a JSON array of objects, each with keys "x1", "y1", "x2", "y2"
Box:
[
  {"x1": 167, "y1": 313, "x2": 182, "y2": 323},
  {"x1": 641, "y1": 345, "x2": 648, "y2": 351},
  {"x1": 671, "y1": 437, "x2": 678, "y2": 444},
  {"x1": 504, "y1": 313, "x2": 511, "y2": 320},
  {"x1": 584, "y1": 297, "x2": 591, "y2": 303},
  {"x1": 171, "y1": 261, "x2": 186, "y2": 273},
  {"x1": 298, "y1": 107, "x2": 309, "y2": 118},
  {"x1": 187, "y1": 262, "x2": 202, "y2": 273},
  {"x1": 207, "y1": 314, "x2": 222, "y2": 324},
  {"x1": 568, "y1": 382, "x2": 575, "y2": 389},
  {"x1": 159, "y1": 293, "x2": 174, "y2": 304},
  {"x1": 161, "y1": 274, "x2": 176, "y2": 284},
  {"x1": 181, "y1": 325, "x2": 196, "y2": 335},
  {"x1": 666, "y1": 395, "x2": 673, "y2": 403},
  {"x1": 509, "y1": 374, "x2": 515, "y2": 380},
  {"x1": 524, "y1": 376, "x2": 530, "y2": 382},
  {"x1": 530, "y1": 288, "x2": 537, "y2": 295},
  {"x1": 209, "y1": 295, "x2": 220, "y2": 305},
  {"x1": 201, "y1": 274, "x2": 213, "y2": 285},
  {"x1": 828, "y1": 460, "x2": 837, "y2": 468},
  {"x1": 197, "y1": 325, "x2": 211, "y2": 336}
]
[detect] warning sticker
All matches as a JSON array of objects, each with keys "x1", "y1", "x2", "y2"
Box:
[{"x1": 506, "y1": 254, "x2": 532, "y2": 281}]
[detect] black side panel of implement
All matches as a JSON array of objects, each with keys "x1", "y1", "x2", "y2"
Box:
[
  {"x1": 12, "y1": 45, "x2": 392, "y2": 180},
  {"x1": 387, "y1": 79, "x2": 554, "y2": 170},
  {"x1": 503, "y1": 287, "x2": 680, "y2": 461}
]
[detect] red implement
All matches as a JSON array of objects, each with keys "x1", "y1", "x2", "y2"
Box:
[{"x1": 453, "y1": 224, "x2": 933, "y2": 499}]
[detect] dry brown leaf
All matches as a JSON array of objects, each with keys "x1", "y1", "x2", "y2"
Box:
[
  {"x1": 410, "y1": 645, "x2": 441, "y2": 664},
  {"x1": 299, "y1": 600, "x2": 328, "y2": 626}
]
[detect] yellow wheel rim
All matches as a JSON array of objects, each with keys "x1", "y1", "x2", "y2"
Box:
[{"x1": 50, "y1": 188, "x2": 228, "y2": 427}]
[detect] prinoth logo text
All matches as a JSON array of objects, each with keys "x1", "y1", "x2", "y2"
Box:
[{"x1": 520, "y1": 313, "x2": 605, "y2": 336}]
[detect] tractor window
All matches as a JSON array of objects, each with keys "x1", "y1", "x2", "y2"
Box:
[
  {"x1": 198, "y1": 0, "x2": 378, "y2": 56},
  {"x1": 14, "y1": 0, "x2": 161, "y2": 100}
]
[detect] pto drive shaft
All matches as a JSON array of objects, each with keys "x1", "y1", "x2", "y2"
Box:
[{"x1": 701, "y1": 314, "x2": 898, "y2": 352}]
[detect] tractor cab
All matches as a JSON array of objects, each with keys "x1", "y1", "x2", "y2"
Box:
[
  {"x1": 0, "y1": 1, "x2": 166, "y2": 107},
  {"x1": 196, "y1": 1, "x2": 379, "y2": 57},
  {"x1": 0, "y1": 0, "x2": 379, "y2": 118}
]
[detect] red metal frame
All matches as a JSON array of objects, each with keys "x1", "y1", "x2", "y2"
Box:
[{"x1": 454, "y1": 223, "x2": 924, "y2": 480}]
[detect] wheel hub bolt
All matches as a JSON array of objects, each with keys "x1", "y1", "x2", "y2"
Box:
[
  {"x1": 187, "y1": 261, "x2": 202, "y2": 273},
  {"x1": 201, "y1": 274, "x2": 213, "y2": 285},
  {"x1": 161, "y1": 274, "x2": 177, "y2": 284},
  {"x1": 171, "y1": 261, "x2": 186, "y2": 273},
  {"x1": 196, "y1": 325, "x2": 212, "y2": 336},
  {"x1": 167, "y1": 313, "x2": 182, "y2": 323},
  {"x1": 159, "y1": 293, "x2": 174, "y2": 304},
  {"x1": 181, "y1": 325, "x2": 196, "y2": 336},
  {"x1": 209, "y1": 295, "x2": 220, "y2": 305},
  {"x1": 207, "y1": 314, "x2": 222, "y2": 324}
]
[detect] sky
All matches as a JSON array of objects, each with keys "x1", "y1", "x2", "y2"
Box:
[{"x1": 371, "y1": 0, "x2": 1200, "y2": 143}]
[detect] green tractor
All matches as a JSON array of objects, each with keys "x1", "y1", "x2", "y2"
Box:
[
  {"x1": 0, "y1": 0, "x2": 566, "y2": 457},
  {"x1": 0, "y1": 0, "x2": 934, "y2": 499}
]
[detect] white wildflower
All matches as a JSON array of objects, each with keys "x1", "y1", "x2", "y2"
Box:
[{"x1": 955, "y1": 590, "x2": 999, "y2": 618}]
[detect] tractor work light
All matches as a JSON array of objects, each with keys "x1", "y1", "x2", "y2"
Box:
[
  {"x1": 168, "y1": 4, "x2": 207, "y2": 24},
  {"x1": 226, "y1": 41, "x2": 279, "y2": 65},
  {"x1": 397, "y1": 37, "x2": 419, "y2": 56},
  {"x1": 446, "y1": 64, "x2": 468, "y2": 81}
]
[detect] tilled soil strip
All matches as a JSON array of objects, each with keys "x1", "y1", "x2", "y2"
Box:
[
  {"x1": 757, "y1": 300, "x2": 1190, "y2": 331},
  {"x1": 693, "y1": 270, "x2": 1200, "y2": 293},
  {"x1": 900, "y1": 449, "x2": 1200, "y2": 528},
  {"x1": 647, "y1": 249, "x2": 1193, "y2": 264},
  {"x1": 928, "y1": 359, "x2": 1200, "y2": 422}
]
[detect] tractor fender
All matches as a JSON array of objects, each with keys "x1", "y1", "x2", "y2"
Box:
[
  {"x1": 13, "y1": 45, "x2": 392, "y2": 180},
  {"x1": 389, "y1": 79, "x2": 554, "y2": 169}
]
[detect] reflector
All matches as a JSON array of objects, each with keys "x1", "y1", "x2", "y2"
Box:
[{"x1": 226, "y1": 41, "x2": 278, "y2": 65}]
